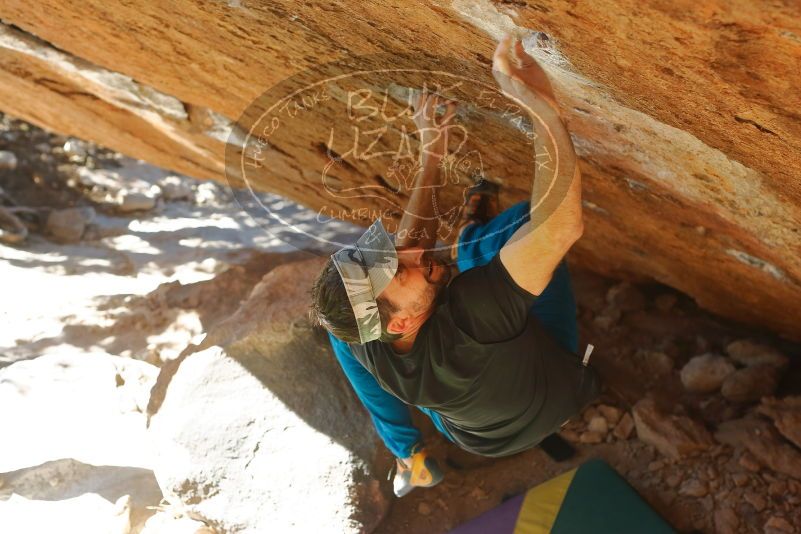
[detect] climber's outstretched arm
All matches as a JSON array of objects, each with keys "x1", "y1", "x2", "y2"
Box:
[
  {"x1": 394, "y1": 92, "x2": 457, "y2": 251},
  {"x1": 493, "y1": 35, "x2": 584, "y2": 297}
]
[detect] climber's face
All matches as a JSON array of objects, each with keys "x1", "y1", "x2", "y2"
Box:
[{"x1": 380, "y1": 246, "x2": 450, "y2": 335}]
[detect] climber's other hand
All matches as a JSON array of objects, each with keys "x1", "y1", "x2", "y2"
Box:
[
  {"x1": 492, "y1": 34, "x2": 558, "y2": 110},
  {"x1": 412, "y1": 91, "x2": 457, "y2": 163}
]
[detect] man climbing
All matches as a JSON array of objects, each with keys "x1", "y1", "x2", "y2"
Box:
[{"x1": 310, "y1": 35, "x2": 600, "y2": 497}]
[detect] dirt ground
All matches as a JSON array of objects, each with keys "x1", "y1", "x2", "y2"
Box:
[{"x1": 3, "y1": 114, "x2": 800, "y2": 534}]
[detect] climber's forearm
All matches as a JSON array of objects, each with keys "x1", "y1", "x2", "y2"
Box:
[
  {"x1": 518, "y1": 85, "x2": 581, "y2": 235},
  {"x1": 394, "y1": 155, "x2": 443, "y2": 250},
  {"x1": 503, "y1": 85, "x2": 583, "y2": 249}
]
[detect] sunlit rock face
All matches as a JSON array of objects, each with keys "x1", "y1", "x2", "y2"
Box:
[
  {"x1": 147, "y1": 258, "x2": 390, "y2": 533},
  {"x1": 0, "y1": 352, "x2": 162, "y2": 532},
  {"x1": 0, "y1": 0, "x2": 799, "y2": 339}
]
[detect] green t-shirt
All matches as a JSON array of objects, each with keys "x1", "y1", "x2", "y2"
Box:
[{"x1": 349, "y1": 254, "x2": 600, "y2": 457}]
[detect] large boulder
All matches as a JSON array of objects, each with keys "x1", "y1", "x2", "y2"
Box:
[
  {"x1": 0, "y1": 352, "x2": 161, "y2": 532},
  {"x1": 147, "y1": 257, "x2": 390, "y2": 533},
  {"x1": 0, "y1": 459, "x2": 162, "y2": 534},
  {"x1": 0, "y1": 2, "x2": 799, "y2": 341}
]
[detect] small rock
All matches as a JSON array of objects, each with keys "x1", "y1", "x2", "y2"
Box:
[
  {"x1": 758, "y1": 396, "x2": 801, "y2": 450},
  {"x1": 582, "y1": 406, "x2": 599, "y2": 423},
  {"x1": 714, "y1": 507, "x2": 739, "y2": 534},
  {"x1": 679, "y1": 479, "x2": 708, "y2": 498},
  {"x1": 656, "y1": 488, "x2": 676, "y2": 507},
  {"x1": 632, "y1": 398, "x2": 714, "y2": 459},
  {"x1": 0, "y1": 150, "x2": 18, "y2": 170},
  {"x1": 706, "y1": 466, "x2": 717, "y2": 480},
  {"x1": 744, "y1": 491, "x2": 766, "y2": 512},
  {"x1": 666, "y1": 473, "x2": 683, "y2": 488},
  {"x1": 653, "y1": 293, "x2": 678, "y2": 312},
  {"x1": 468, "y1": 487, "x2": 488, "y2": 500},
  {"x1": 768, "y1": 480, "x2": 787, "y2": 498},
  {"x1": 598, "y1": 405, "x2": 622, "y2": 426},
  {"x1": 559, "y1": 429, "x2": 581, "y2": 443},
  {"x1": 116, "y1": 189, "x2": 158, "y2": 212},
  {"x1": 762, "y1": 471, "x2": 778, "y2": 483},
  {"x1": 417, "y1": 502, "x2": 431, "y2": 516},
  {"x1": 717, "y1": 418, "x2": 801, "y2": 480},
  {"x1": 732, "y1": 473, "x2": 749, "y2": 487},
  {"x1": 579, "y1": 431, "x2": 603, "y2": 444},
  {"x1": 726, "y1": 340, "x2": 789, "y2": 369},
  {"x1": 606, "y1": 281, "x2": 646, "y2": 312},
  {"x1": 739, "y1": 452, "x2": 762, "y2": 473},
  {"x1": 764, "y1": 516, "x2": 794, "y2": 534},
  {"x1": 637, "y1": 350, "x2": 674, "y2": 377},
  {"x1": 587, "y1": 416, "x2": 608, "y2": 436},
  {"x1": 63, "y1": 140, "x2": 88, "y2": 161},
  {"x1": 648, "y1": 460, "x2": 664, "y2": 472},
  {"x1": 74, "y1": 167, "x2": 122, "y2": 191},
  {"x1": 46, "y1": 207, "x2": 96, "y2": 243},
  {"x1": 0, "y1": 205, "x2": 28, "y2": 244},
  {"x1": 680, "y1": 353, "x2": 736, "y2": 393},
  {"x1": 613, "y1": 413, "x2": 635, "y2": 440},
  {"x1": 83, "y1": 217, "x2": 130, "y2": 241},
  {"x1": 195, "y1": 182, "x2": 222, "y2": 205},
  {"x1": 593, "y1": 306, "x2": 621, "y2": 330},
  {"x1": 1, "y1": 130, "x2": 18, "y2": 142},
  {"x1": 158, "y1": 175, "x2": 194, "y2": 201},
  {"x1": 721, "y1": 364, "x2": 780, "y2": 403}
]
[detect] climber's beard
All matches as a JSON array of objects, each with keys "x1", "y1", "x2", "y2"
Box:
[{"x1": 423, "y1": 249, "x2": 453, "y2": 288}]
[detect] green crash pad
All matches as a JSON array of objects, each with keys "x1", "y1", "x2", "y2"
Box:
[{"x1": 448, "y1": 459, "x2": 675, "y2": 533}]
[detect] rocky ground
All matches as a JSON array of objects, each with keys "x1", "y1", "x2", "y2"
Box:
[{"x1": 2, "y1": 115, "x2": 800, "y2": 533}]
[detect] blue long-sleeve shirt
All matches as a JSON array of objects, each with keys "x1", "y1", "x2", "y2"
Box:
[{"x1": 328, "y1": 332, "x2": 423, "y2": 458}]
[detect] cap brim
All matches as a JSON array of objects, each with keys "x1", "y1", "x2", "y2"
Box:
[{"x1": 355, "y1": 219, "x2": 398, "y2": 297}]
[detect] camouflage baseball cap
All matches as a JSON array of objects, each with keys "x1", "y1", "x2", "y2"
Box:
[{"x1": 331, "y1": 219, "x2": 399, "y2": 344}]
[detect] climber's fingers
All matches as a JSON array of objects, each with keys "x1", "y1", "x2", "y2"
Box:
[
  {"x1": 412, "y1": 90, "x2": 428, "y2": 116},
  {"x1": 442, "y1": 100, "x2": 457, "y2": 123},
  {"x1": 495, "y1": 35, "x2": 534, "y2": 75},
  {"x1": 493, "y1": 34, "x2": 531, "y2": 99},
  {"x1": 492, "y1": 34, "x2": 514, "y2": 76},
  {"x1": 413, "y1": 91, "x2": 457, "y2": 129},
  {"x1": 512, "y1": 40, "x2": 535, "y2": 68}
]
